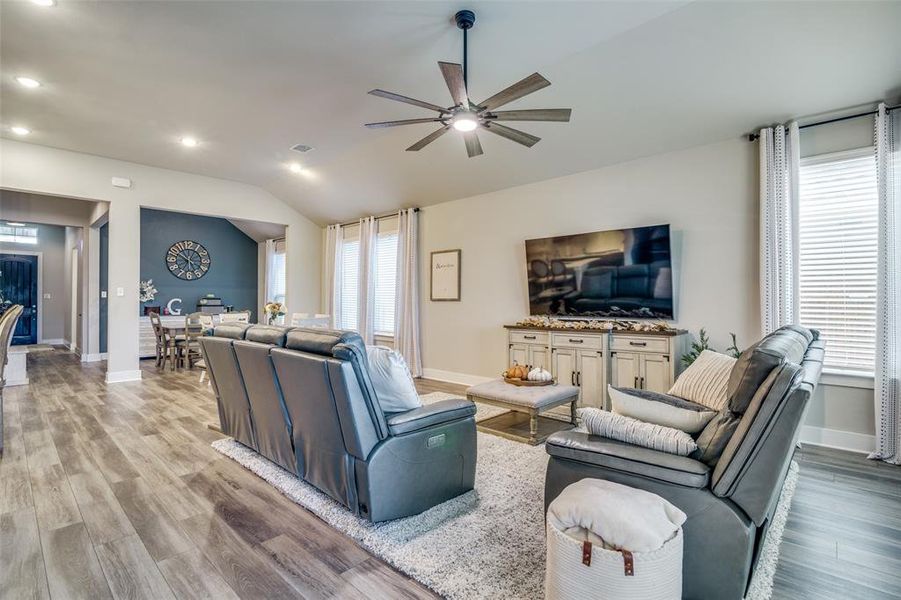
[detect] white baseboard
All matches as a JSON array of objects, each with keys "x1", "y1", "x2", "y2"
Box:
[
  {"x1": 81, "y1": 353, "x2": 105, "y2": 363},
  {"x1": 40, "y1": 338, "x2": 67, "y2": 345},
  {"x1": 105, "y1": 370, "x2": 143, "y2": 384},
  {"x1": 800, "y1": 425, "x2": 875, "y2": 454},
  {"x1": 420, "y1": 368, "x2": 493, "y2": 387}
]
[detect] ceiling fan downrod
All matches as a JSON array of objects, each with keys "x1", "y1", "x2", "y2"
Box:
[{"x1": 455, "y1": 10, "x2": 475, "y2": 97}]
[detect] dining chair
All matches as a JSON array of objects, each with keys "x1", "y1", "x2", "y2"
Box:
[
  {"x1": 182, "y1": 312, "x2": 207, "y2": 370},
  {"x1": 219, "y1": 311, "x2": 250, "y2": 324},
  {"x1": 148, "y1": 311, "x2": 169, "y2": 368}
]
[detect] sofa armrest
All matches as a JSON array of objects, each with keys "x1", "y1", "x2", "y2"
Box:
[
  {"x1": 546, "y1": 431, "x2": 710, "y2": 488},
  {"x1": 386, "y1": 399, "x2": 476, "y2": 436}
]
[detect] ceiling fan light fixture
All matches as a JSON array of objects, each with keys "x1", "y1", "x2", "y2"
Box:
[{"x1": 452, "y1": 114, "x2": 478, "y2": 132}]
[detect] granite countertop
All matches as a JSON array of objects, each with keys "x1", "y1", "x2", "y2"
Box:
[{"x1": 504, "y1": 323, "x2": 687, "y2": 336}]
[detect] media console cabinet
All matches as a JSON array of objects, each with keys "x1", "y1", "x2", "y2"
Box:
[{"x1": 505, "y1": 324, "x2": 689, "y2": 411}]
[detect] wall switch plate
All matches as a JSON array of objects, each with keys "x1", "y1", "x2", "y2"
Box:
[
  {"x1": 101, "y1": 291, "x2": 107, "y2": 298},
  {"x1": 43, "y1": 293, "x2": 51, "y2": 299},
  {"x1": 116, "y1": 287, "x2": 124, "y2": 297}
]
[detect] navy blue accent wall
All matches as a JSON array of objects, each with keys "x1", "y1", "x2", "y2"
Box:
[
  {"x1": 139, "y1": 209, "x2": 257, "y2": 319},
  {"x1": 99, "y1": 223, "x2": 108, "y2": 353}
]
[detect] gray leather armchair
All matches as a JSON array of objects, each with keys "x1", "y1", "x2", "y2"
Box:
[
  {"x1": 200, "y1": 324, "x2": 477, "y2": 522},
  {"x1": 544, "y1": 325, "x2": 824, "y2": 600}
]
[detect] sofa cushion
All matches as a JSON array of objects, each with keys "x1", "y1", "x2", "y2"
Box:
[
  {"x1": 581, "y1": 408, "x2": 698, "y2": 456},
  {"x1": 608, "y1": 386, "x2": 716, "y2": 434},
  {"x1": 727, "y1": 325, "x2": 814, "y2": 414},
  {"x1": 213, "y1": 323, "x2": 251, "y2": 339},
  {"x1": 545, "y1": 432, "x2": 710, "y2": 488},
  {"x1": 366, "y1": 345, "x2": 421, "y2": 413},
  {"x1": 693, "y1": 410, "x2": 742, "y2": 466},
  {"x1": 244, "y1": 324, "x2": 292, "y2": 346},
  {"x1": 669, "y1": 350, "x2": 736, "y2": 411}
]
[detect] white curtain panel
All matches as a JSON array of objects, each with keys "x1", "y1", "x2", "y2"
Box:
[
  {"x1": 357, "y1": 216, "x2": 377, "y2": 344},
  {"x1": 264, "y1": 239, "x2": 277, "y2": 302},
  {"x1": 394, "y1": 208, "x2": 422, "y2": 376},
  {"x1": 871, "y1": 103, "x2": 901, "y2": 465},
  {"x1": 759, "y1": 122, "x2": 801, "y2": 335},
  {"x1": 323, "y1": 224, "x2": 343, "y2": 329}
]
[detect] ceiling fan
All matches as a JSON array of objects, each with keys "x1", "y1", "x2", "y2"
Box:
[{"x1": 364, "y1": 9, "x2": 572, "y2": 158}]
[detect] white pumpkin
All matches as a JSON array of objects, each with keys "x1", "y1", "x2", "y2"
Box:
[{"x1": 527, "y1": 367, "x2": 553, "y2": 382}]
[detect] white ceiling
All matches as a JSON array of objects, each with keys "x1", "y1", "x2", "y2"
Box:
[{"x1": 2, "y1": 1, "x2": 900, "y2": 225}]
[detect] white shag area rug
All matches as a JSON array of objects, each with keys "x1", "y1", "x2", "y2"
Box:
[{"x1": 211, "y1": 392, "x2": 798, "y2": 600}]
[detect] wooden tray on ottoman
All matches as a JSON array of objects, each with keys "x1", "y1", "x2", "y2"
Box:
[{"x1": 503, "y1": 377, "x2": 556, "y2": 387}]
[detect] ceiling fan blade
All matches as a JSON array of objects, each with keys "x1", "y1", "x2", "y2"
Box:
[
  {"x1": 483, "y1": 122, "x2": 541, "y2": 147},
  {"x1": 406, "y1": 126, "x2": 450, "y2": 151},
  {"x1": 368, "y1": 89, "x2": 448, "y2": 113},
  {"x1": 365, "y1": 118, "x2": 444, "y2": 129},
  {"x1": 463, "y1": 131, "x2": 483, "y2": 158},
  {"x1": 438, "y1": 61, "x2": 468, "y2": 107},
  {"x1": 488, "y1": 108, "x2": 571, "y2": 122},
  {"x1": 475, "y1": 73, "x2": 551, "y2": 111}
]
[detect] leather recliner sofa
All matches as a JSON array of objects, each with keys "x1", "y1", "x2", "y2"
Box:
[
  {"x1": 199, "y1": 324, "x2": 478, "y2": 522},
  {"x1": 544, "y1": 325, "x2": 824, "y2": 599}
]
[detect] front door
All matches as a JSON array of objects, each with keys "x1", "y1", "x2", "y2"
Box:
[{"x1": 0, "y1": 254, "x2": 39, "y2": 345}]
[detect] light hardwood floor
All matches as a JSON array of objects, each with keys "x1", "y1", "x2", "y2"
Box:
[{"x1": 1, "y1": 349, "x2": 899, "y2": 599}]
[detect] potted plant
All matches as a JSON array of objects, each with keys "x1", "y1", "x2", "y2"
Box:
[{"x1": 140, "y1": 279, "x2": 159, "y2": 315}]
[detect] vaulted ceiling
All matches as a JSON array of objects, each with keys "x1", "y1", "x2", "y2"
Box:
[{"x1": 2, "y1": 1, "x2": 900, "y2": 224}]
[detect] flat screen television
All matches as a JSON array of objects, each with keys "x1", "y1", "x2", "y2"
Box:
[{"x1": 525, "y1": 224, "x2": 674, "y2": 319}]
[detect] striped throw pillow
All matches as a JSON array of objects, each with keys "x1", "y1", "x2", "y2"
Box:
[
  {"x1": 668, "y1": 350, "x2": 736, "y2": 411},
  {"x1": 581, "y1": 408, "x2": 698, "y2": 456}
]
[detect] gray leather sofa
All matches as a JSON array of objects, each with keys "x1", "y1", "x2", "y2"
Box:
[
  {"x1": 544, "y1": 325, "x2": 824, "y2": 600},
  {"x1": 200, "y1": 324, "x2": 477, "y2": 522}
]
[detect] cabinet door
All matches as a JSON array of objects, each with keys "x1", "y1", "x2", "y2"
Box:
[
  {"x1": 552, "y1": 348, "x2": 578, "y2": 386},
  {"x1": 641, "y1": 354, "x2": 672, "y2": 393},
  {"x1": 610, "y1": 352, "x2": 641, "y2": 389},
  {"x1": 529, "y1": 345, "x2": 549, "y2": 371},
  {"x1": 577, "y1": 350, "x2": 606, "y2": 409},
  {"x1": 509, "y1": 343, "x2": 529, "y2": 368}
]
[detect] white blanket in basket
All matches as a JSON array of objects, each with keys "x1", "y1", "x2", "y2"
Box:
[{"x1": 547, "y1": 478, "x2": 686, "y2": 552}]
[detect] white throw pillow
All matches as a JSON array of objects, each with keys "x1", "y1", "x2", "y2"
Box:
[
  {"x1": 668, "y1": 350, "x2": 737, "y2": 411},
  {"x1": 365, "y1": 345, "x2": 422, "y2": 413},
  {"x1": 581, "y1": 408, "x2": 698, "y2": 456},
  {"x1": 608, "y1": 385, "x2": 716, "y2": 434}
]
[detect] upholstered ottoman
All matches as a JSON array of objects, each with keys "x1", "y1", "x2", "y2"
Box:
[{"x1": 466, "y1": 379, "x2": 579, "y2": 444}]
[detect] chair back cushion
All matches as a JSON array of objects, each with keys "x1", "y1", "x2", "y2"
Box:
[
  {"x1": 726, "y1": 325, "x2": 814, "y2": 414},
  {"x1": 198, "y1": 335, "x2": 255, "y2": 449}
]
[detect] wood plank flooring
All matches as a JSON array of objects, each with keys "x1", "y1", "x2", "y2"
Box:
[{"x1": 1, "y1": 349, "x2": 899, "y2": 599}]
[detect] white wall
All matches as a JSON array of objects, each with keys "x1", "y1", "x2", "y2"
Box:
[
  {"x1": 0, "y1": 223, "x2": 68, "y2": 343},
  {"x1": 416, "y1": 132, "x2": 876, "y2": 451},
  {"x1": 1, "y1": 139, "x2": 321, "y2": 381},
  {"x1": 419, "y1": 137, "x2": 759, "y2": 378}
]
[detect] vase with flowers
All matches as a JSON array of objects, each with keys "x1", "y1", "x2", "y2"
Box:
[{"x1": 264, "y1": 301, "x2": 286, "y2": 325}]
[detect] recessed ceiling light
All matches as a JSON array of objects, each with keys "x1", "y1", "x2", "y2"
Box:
[
  {"x1": 15, "y1": 76, "x2": 41, "y2": 88},
  {"x1": 6, "y1": 222, "x2": 27, "y2": 227},
  {"x1": 30, "y1": 0, "x2": 56, "y2": 6},
  {"x1": 11, "y1": 126, "x2": 31, "y2": 136},
  {"x1": 180, "y1": 136, "x2": 199, "y2": 147},
  {"x1": 288, "y1": 162, "x2": 303, "y2": 174}
]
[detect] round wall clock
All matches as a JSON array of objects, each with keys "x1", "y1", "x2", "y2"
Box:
[{"x1": 166, "y1": 240, "x2": 211, "y2": 280}]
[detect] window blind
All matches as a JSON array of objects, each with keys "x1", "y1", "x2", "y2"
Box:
[
  {"x1": 340, "y1": 239, "x2": 360, "y2": 331},
  {"x1": 798, "y1": 148, "x2": 878, "y2": 374},
  {"x1": 374, "y1": 232, "x2": 398, "y2": 335},
  {"x1": 271, "y1": 251, "x2": 287, "y2": 305}
]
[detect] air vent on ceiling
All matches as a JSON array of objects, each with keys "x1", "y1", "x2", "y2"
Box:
[{"x1": 290, "y1": 144, "x2": 314, "y2": 153}]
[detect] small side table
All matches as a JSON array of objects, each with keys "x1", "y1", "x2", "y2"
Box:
[{"x1": 466, "y1": 379, "x2": 579, "y2": 445}]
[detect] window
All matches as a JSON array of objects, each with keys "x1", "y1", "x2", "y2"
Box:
[
  {"x1": 337, "y1": 222, "x2": 398, "y2": 335},
  {"x1": 798, "y1": 147, "x2": 878, "y2": 374},
  {"x1": 267, "y1": 239, "x2": 287, "y2": 305},
  {"x1": 374, "y1": 231, "x2": 398, "y2": 335},
  {"x1": 0, "y1": 225, "x2": 38, "y2": 244},
  {"x1": 340, "y1": 238, "x2": 360, "y2": 331}
]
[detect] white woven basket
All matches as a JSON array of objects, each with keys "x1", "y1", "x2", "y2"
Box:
[{"x1": 545, "y1": 522, "x2": 683, "y2": 600}]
